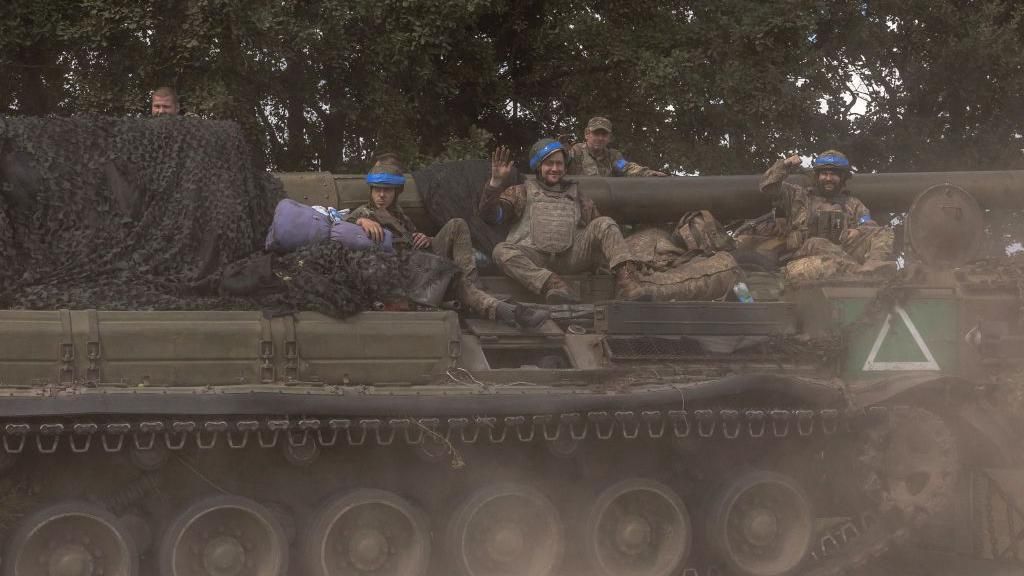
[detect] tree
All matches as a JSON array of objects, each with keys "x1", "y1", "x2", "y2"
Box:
[{"x1": 2, "y1": 0, "x2": 1022, "y2": 175}]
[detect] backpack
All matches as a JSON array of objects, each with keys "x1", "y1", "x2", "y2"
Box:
[{"x1": 672, "y1": 211, "x2": 736, "y2": 255}]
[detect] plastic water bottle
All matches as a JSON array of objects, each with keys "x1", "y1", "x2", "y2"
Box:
[
  {"x1": 733, "y1": 282, "x2": 754, "y2": 303},
  {"x1": 473, "y1": 249, "x2": 492, "y2": 269}
]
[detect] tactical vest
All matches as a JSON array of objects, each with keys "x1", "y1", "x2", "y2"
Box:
[
  {"x1": 576, "y1": 148, "x2": 605, "y2": 176},
  {"x1": 573, "y1": 145, "x2": 623, "y2": 177},
  {"x1": 806, "y1": 195, "x2": 850, "y2": 244},
  {"x1": 505, "y1": 180, "x2": 581, "y2": 254}
]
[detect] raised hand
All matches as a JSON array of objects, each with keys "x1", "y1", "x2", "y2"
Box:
[
  {"x1": 784, "y1": 154, "x2": 802, "y2": 168},
  {"x1": 489, "y1": 145, "x2": 515, "y2": 188}
]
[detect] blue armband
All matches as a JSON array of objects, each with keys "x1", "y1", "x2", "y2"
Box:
[
  {"x1": 494, "y1": 205, "x2": 504, "y2": 224},
  {"x1": 858, "y1": 214, "x2": 872, "y2": 225},
  {"x1": 614, "y1": 158, "x2": 628, "y2": 173}
]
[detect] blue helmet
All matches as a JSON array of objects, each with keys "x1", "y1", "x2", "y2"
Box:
[{"x1": 528, "y1": 138, "x2": 567, "y2": 172}]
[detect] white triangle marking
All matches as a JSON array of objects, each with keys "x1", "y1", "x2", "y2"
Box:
[{"x1": 862, "y1": 305, "x2": 941, "y2": 371}]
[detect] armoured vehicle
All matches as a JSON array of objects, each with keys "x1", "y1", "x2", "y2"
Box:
[{"x1": 1, "y1": 159, "x2": 1023, "y2": 576}]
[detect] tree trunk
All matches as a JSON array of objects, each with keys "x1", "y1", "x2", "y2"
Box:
[
  {"x1": 16, "y1": 44, "x2": 61, "y2": 115},
  {"x1": 282, "y1": 57, "x2": 307, "y2": 171}
]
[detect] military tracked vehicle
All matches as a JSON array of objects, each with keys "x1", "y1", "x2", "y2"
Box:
[{"x1": 1, "y1": 162, "x2": 1023, "y2": 576}]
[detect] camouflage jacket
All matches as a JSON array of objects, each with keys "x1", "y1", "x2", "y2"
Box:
[
  {"x1": 759, "y1": 158, "x2": 877, "y2": 250},
  {"x1": 479, "y1": 178, "x2": 600, "y2": 228},
  {"x1": 346, "y1": 202, "x2": 417, "y2": 246},
  {"x1": 566, "y1": 143, "x2": 662, "y2": 177}
]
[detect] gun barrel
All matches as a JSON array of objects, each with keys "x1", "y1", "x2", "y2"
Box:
[
  {"x1": 277, "y1": 170, "x2": 1024, "y2": 226},
  {"x1": 579, "y1": 170, "x2": 1024, "y2": 221}
]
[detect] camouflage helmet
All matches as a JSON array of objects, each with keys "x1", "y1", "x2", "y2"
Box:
[
  {"x1": 366, "y1": 153, "x2": 406, "y2": 192},
  {"x1": 811, "y1": 150, "x2": 853, "y2": 178},
  {"x1": 528, "y1": 138, "x2": 567, "y2": 172}
]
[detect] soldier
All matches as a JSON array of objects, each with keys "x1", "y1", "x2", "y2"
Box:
[
  {"x1": 349, "y1": 154, "x2": 549, "y2": 328},
  {"x1": 566, "y1": 116, "x2": 667, "y2": 177},
  {"x1": 481, "y1": 139, "x2": 652, "y2": 303},
  {"x1": 150, "y1": 87, "x2": 179, "y2": 116},
  {"x1": 760, "y1": 150, "x2": 897, "y2": 275}
]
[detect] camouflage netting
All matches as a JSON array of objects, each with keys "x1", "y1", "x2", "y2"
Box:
[
  {"x1": 0, "y1": 115, "x2": 406, "y2": 316},
  {"x1": 413, "y1": 159, "x2": 522, "y2": 254},
  {"x1": 222, "y1": 242, "x2": 410, "y2": 318}
]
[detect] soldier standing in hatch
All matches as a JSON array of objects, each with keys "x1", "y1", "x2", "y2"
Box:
[
  {"x1": 481, "y1": 139, "x2": 653, "y2": 304},
  {"x1": 760, "y1": 150, "x2": 897, "y2": 275},
  {"x1": 566, "y1": 116, "x2": 668, "y2": 177},
  {"x1": 349, "y1": 154, "x2": 549, "y2": 328},
  {"x1": 150, "y1": 87, "x2": 179, "y2": 116}
]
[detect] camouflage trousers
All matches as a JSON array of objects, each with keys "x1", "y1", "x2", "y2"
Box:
[
  {"x1": 432, "y1": 218, "x2": 498, "y2": 319},
  {"x1": 793, "y1": 226, "x2": 894, "y2": 264},
  {"x1": 492, "y1": 216, "x2": 633, "y2": 294}
]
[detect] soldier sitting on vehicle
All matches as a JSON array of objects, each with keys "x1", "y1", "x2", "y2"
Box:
[
  {"x1": 481, "y1": 140, "x2": 653, "y2": 304},
  {"x1": 760, "y1": 150, "x2": 898, "y2": 278},
  {"x1": 349, "y1": 154, "x2": 549, "y2": 328},
  {"x1": 566, "y1": 116, "x2": 668, "y2": 177}
]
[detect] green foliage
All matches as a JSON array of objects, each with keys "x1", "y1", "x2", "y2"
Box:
[{"x1": 2, "y1": 0, "x2": 1023, "y2": 174}]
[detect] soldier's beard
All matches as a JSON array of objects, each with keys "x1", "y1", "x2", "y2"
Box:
[
  {"x1": 815, "y1": 180, "x2": 843, "y2": 197},
  {"x1": 542, "y1": 174, "x2": 562, "y2": 187}
]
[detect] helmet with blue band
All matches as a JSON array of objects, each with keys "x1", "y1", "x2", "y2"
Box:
[
  {"x1": 811, "y1": 150, "x2": 852, "y2": 176},
  {"x1": 366, "y1": 153, "x2": 406, "y2": 192},
  {"x1": 366, "y1": 172, "x2": 406, "y2": 187},
  {"x1": 528, "y1": 139, "x2": 566, "y2": 172}
]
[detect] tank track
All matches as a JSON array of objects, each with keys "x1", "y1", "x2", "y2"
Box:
[
  {"x1": 0, "y1": 407, "x2": 844, "y2": 453},
  {"x1": 801, "y1": 405, "x2": 961, "y2": 576},
  {"x1": 0, "y1": 403, "x2": 931, "y2": 576},
  {"x1": 803, "y1": 515, "x2": 908, "y2": 576}
]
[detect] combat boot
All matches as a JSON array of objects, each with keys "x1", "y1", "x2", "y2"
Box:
[
  {"x1": 614, "y1": 262, "x2": 653, "y2": 301},
  {"x1": 857, "y1": 259, "x2": 899, "y2": 277},
  {"x1": 495, "y1": 301, "x2": 550, "y2": 328},
  {"x1": 541, "y1": 274, "x2": 580, "y2": 304}
]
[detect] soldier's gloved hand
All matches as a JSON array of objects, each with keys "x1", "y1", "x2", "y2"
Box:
[
  {"x1": 412, "y1": 233, "x2": 432, "y2": 249},
  {"x1": 784, "y1": 154, "x2": 802, "y2": 168},
  {"x1": 650, "y1": 170, "x2": 668, "y2": 177},
  {"x1": 489, "y1": 145, "x2": 515, "y2": 188},
  {"x1": 840, "y1": 228, "x2": 862, "y2": 243},
  {"x1": 357, "y1": 218, "x2": 384, "y2": 242}
]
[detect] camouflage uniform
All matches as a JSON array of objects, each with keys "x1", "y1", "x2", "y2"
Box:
[
  {"x1": 759, "y1": 158, "x2": 894, "y2": 266},
  {"x1": 348, "y1": 203, "x2": 499, "y2": 319},
  {"x1": 346, "y1": 203, "x2": 418, "y2": 248},
  {"x1": 480, "y1": 178, "x2": 635, "y2": 294},
  {"x1": 566, "y1": 143, "x2": 664, "y2": 177}
]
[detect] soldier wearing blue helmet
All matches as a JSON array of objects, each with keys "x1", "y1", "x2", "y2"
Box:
[
  {"x1": 480, "y1": 140, "x2": 651, "y2": 303},
  {"x1": 349, "y1": 154, "x2": 549, "y2": 328},
  {"x1": 760, "y1": 150, "x2": 897, "y2": 276}
]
